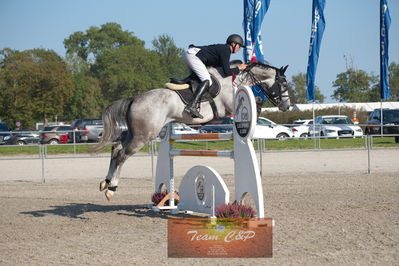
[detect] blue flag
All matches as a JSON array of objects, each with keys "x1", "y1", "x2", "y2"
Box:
[
  {"x1": 306, "y1": 0, "x2": 326, "y2": 101},
  {"x1": 380, "y1": 0, "x2": 391, "y2": 100},
  {"x1": 243, "y1": 0, "x2": 271, "y2": 102}
]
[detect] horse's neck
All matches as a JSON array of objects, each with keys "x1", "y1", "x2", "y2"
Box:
[
  {"x1": 235, "y1": 66, "x2": 276, "y2": 88},
  {"x1": 208, "y1": 65, "x2": 276, "y2": 115}
]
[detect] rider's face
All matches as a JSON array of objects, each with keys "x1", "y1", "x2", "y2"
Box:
[{"x1": 231, "y1": 43, "x2": 241, "y2": 54}]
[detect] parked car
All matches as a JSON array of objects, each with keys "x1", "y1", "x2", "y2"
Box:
[
  {"x1": 0, "y1": 122, "x2": 12, "y2": 131},
  {"x1": 253, "y1": 117, "x2": 294, "y2": 140},
  {"x1": 199, "y1": 116, "x2": 293, "y2": 140},
  {"x1": 172, "y1": 123, "x2": 199, "y2": 134},
  {"x1": 68, "y1": 118, "x2": 103, "y2": 143},
  {"x1": 40, "y1": 125, "x2": 71, "y2": 144},
  {"x1": 0, "y1": 132, "x2": 16, "y2": 145},
  {"x1": 158, "y1": 123, "x2": 199, "y2": 139},
  {"x1": 80, "y1": 120, "x2": 103, "y2": 142},
  {"x1": 289, "y1": 119, "x2": 313, "y2": 138},
  {"x1": 308, "y1": 115, "x2": 363, "y2": 138},
  {"x1": 365, "y1": 108, "x2": 399, "y2": 143},
  {"x1": 14, "y1": 130, "x2": 40, "y2": 145},
  {"x1": 199, "y1": 117, "x2": 234, "y2": 133},
  {"x1": 0, "y1": 122, "x2": 17, "y2": 145}
]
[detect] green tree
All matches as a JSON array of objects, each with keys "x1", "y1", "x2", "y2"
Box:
[
  {"x1": 64, "y1": 54, "x2": 105, "y2": 119},
  {"x1": 331, "y1": 67, "x2": 376, "y2": 102},
  {"x1": 64, "y1": 72, "x2": 104, "y2": 120},
  {"x1": 388, "y1": 62, "x2": 399, "y2": 100},
  {"x1": 368, "y1": 77, "x2": 382, "y2": 102},
  {"x1": 152, "y1": 34, "x2": 187, "y2": 78},
  {"x1": 0, "y1": 49, "x2": 74, "y2": 128},
  {"x1": 64, "y1": 22, "x2": 144, "y2": 63},
  {"x1": 290, "y1": 73, "x2": 325, "y2": 103},
  {"x1": 93, "y1": 46, "x2": 167, "y2": 103}
]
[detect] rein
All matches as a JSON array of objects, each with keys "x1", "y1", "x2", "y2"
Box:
[{"x1": 237, "y1": 63, "x2": 288, "y2": 107}]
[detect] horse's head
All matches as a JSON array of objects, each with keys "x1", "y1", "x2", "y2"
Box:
[{"x1": 240, "y1": 62, "x2": 291, "y2": 111}]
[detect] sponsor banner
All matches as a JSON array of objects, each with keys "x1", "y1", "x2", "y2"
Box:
[
  {"x1": 306, "y1": 0, "x2": 326, "y2": 101},
  {"x1": 168, "y1": 218, "x2": 273, "y2": 258},
  {"x1": 243, "y1": 0, "x2": 271, "y2": 103},
  {"x1": 243, "y1": 0, "x2": 270, "y2": 63},
  {"x1": 380, "y1": 0, "x2": 391, "y2": 99}
]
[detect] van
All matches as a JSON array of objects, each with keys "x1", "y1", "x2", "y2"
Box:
[{"x1": 365, "y1": 108, "x2": 399, "y2": 143}]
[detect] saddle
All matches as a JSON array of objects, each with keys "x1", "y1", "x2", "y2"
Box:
[{"x1": 165, "y1": 75, "x2": 221, "y2": 106}]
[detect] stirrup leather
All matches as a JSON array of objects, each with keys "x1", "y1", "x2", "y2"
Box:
[{"x1": 184, "y1": 105, "x2": 203, "y2": 119}]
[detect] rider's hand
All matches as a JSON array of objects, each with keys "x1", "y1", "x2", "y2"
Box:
[{"x1": 238, "y1": 63, "x2": 248, "y2": 71}]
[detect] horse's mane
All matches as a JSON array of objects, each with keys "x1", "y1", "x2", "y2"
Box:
[
  {"x1": 246, "y1": 61, "x2": 278, "y2": 71},
  {"x1": 232, "y1": 60, "x2": 280, "y2": 73}
]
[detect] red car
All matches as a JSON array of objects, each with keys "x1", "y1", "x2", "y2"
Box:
[{"x1": 40, "y1": 126, "x2": 71, "y2": 144}]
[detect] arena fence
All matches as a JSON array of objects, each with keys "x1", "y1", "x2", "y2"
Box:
[{"x1": 0, "y1": 126, "x2": 398, "y2": 183}]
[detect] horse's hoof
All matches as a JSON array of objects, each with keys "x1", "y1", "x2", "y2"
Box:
[
  {"x1": 105, "y1": 190, "x2": 114, "y2": 201},
  {"x1": 100, "y1": 181, "x2": 108, "y2": 191}
]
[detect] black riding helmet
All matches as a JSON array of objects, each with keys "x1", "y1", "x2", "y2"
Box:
[{"x1": 226, "y1": 34, "x2": 246, "y2": 48}]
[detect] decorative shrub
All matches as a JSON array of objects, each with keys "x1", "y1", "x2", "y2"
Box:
[
  {"x1": 151, "y1": 191, "x2": 179, "y2": 205},
  {"x1": 215, "y1": 203, "x2": 256, "y2": 218}
]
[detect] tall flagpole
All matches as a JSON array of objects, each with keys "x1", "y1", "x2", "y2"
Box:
[
  {"x1": 312, "y1": 100, "x2": 316, "y2": 148},
  {"x1": 305, "y1": 0, "x2": 325, "y2": 148},
  {"x1": 380, "y1": 100, "x2": 383, "y2": 137}
]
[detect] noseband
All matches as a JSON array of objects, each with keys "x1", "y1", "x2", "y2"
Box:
[{"x1": 241, "y1": 63, "x2": 289, "y2": 107}]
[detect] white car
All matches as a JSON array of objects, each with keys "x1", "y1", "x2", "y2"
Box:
[
  {"x1": 172, "y1": 123, "x2": 199, "y2": 134},
  {"x1": 253, "y1": 117, "x2": 293, "y2": 140},
  {"x1": 158, "y1": 123, "x2": 198, "y2": 140},
  {"x1": 290, "y1": 119, "x2": 313, "y2": 138},
  {"x1": 308, "y1": 115, "x2": 363, "y2": 138}
]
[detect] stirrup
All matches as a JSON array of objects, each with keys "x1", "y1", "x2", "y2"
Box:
[{"x1": 184, "y1": 106, "x2": 203, "y2": 119}]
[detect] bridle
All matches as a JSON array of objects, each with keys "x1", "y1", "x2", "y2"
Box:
[{"x1": 236, "y1": 62, "x2": 289, "y2": 107}]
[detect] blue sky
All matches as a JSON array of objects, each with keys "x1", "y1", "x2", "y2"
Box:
[{"x1": 0, "y1": 0, "x2": 398, "y2": 103}]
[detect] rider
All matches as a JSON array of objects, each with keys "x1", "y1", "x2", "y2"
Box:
[{"x1": 181, "y1": 34, "x2": 248, "y2": 119}]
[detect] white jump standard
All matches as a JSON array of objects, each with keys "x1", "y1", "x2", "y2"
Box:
[{"x1": 152, "y1": 86, "x2": 265, "y2": 218}]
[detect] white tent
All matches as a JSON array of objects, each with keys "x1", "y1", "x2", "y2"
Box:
[{"x1": 262, "y1": 102, "x2": 399, "y2": 113}]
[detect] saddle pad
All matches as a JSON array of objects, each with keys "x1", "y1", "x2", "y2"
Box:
[
  {"x1": 164, "y1": 83, "x2": 190, "y2": 90},
  {"x1": 173, "y1": 76, "x2": 221, "y2": 105}
]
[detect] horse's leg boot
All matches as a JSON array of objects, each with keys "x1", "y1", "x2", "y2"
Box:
[{"x1": 184, "y1": 80, "x2": 210, "y2": 119}]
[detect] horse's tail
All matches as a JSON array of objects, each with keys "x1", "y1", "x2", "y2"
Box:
[{"x1": 89, "y1": 98, "x2": 133, "y2": 153}]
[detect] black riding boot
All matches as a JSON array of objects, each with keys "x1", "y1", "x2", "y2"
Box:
[
  {"x1": 170, "y1": 72, "x2": 196, "y2": 85},
  {"x1": 184, "y1": 80, "x2": 210, "y2": 119}
]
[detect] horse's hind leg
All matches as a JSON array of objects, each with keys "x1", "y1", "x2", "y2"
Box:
[
  {"x1": 99, "y1": 142, "x2": 123, "y2": 192},
  {"x1": 102, "y1": 132, "x2": 150, "y2": 200}
]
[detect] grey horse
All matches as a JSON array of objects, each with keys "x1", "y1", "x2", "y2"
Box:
[{"x1": 91, "y1": 62, "x2": 291, "y2": 200}]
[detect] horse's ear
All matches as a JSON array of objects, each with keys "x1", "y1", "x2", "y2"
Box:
[{"x1": 280, "y1": 65, "x2": 288, "y2": 75}]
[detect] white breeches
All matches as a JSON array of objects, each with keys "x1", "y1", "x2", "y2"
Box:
[{"x1": 183, "y1": 47, "x2": 213, "y2": 86}]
